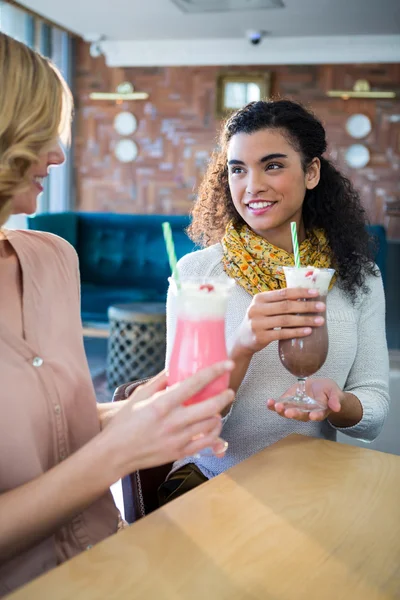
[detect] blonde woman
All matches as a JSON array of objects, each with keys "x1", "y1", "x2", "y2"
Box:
[{"x1": 0, "y1": 33, "x2": 233, "y2": 595}]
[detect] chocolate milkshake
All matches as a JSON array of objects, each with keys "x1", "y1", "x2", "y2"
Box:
[
  {"x1": 279, "y1": 299, "x2": 329, "y2": 377},
  {"x1": 277, "y1": 266, "x2": 335, "y2": 411}
]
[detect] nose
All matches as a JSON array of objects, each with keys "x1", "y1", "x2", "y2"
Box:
[
  {"x1": 47, "y1": 142, "x2": 65, "y2": 167},
  {"x1": 246, "y1": 170, "x2": 266, "y2": 196}
]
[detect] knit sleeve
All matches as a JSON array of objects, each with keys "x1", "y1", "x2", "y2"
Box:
[{"x1": 330, "y1": 272, "x2": 390, "y2": 442}]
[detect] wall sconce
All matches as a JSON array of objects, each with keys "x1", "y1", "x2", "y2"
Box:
[
  {"x1": 327, "y1": 79, "x2": 396, "y2": 100},
  {"x1": 90, "y1": 82, "x2": 149, "y2": 101}
]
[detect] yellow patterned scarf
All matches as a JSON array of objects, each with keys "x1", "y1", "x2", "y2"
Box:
[{"x1": 221, "y1": 221, "x2": 335, "y2": 295}]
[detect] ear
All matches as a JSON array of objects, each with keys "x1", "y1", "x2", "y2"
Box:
[{"x1": 305, "y1": 158, "x2": 321, "y2": 190}]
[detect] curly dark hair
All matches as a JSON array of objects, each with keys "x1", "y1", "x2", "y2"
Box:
[{"x1": 188, "y1": 99, "x2": 378, "y2": 300}]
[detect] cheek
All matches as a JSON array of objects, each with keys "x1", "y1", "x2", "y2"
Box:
[
  {"x1": 228, "y1": 181, "x2": 244, "y2": 212},
  {"x1": 228, "y1": 176, "x2": 244, "y2": 198},
  {"x1": 276, "y1": 171, "x2": 306, "y2": 199}
]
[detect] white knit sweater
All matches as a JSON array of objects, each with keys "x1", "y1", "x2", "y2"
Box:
[{"x1": 167, "y1": 243, "x2": 390, "y2": 479}]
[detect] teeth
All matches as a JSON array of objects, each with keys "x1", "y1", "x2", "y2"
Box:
[
  {"x1": 33, "y1": 176, "x2": 44, "y2": 185},
  {"x1": 249, "y1": 201, "x2": 273, "y2": 209}
]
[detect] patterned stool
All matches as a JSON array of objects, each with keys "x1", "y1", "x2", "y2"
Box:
[{"x1": 107, "y1": 303, "x2": 166, "y2": 390}]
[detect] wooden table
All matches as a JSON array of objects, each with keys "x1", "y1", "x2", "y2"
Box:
[{"x1": 9, "y1": 435, "x2": 400, "y2": 600}]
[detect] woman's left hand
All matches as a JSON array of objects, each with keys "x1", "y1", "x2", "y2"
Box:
[{"x1": 267, "y1": 378, "x2": 344, "y2": 422}]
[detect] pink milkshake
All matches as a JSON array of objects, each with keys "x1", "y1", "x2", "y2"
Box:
[{"x1": 168, "y1": 279, "x2": 234, "y2": 405}]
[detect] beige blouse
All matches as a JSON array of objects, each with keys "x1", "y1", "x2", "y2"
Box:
[{"x1": 0, "y1": 230, "x2": 119, "y2": 596}]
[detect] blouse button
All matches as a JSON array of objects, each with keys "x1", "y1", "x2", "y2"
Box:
[
  {"x1": 32, "y1": 356, "x2": 43, "y2": 367},
  {"x1": 54, "y1": 405, "x2": 61, "y2": 415},
  {"x1": 60, "y1": 451, "x2": 67, "y2": 461}
]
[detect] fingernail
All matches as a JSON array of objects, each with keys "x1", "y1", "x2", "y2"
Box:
[
  {"x1": 308, "y1": 289, "x2": 318, "y2": 295},
  {"x1": 315, "y1": 302, "x2": 325, "y2": 310},
  {"x1": 303, "y1": 327, "x2": 312, "y2": 334},
  {"x1": 223, "y1": 360, "x2": 234, "y2": 370},
  {"x1": 314, "y1": 316, "x2": 324, "y2": 324},
  {"x1": 215, "y1": 440, "x2": 229, "y2": 454}
]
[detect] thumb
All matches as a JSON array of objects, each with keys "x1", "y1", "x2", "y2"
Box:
[
  {"x1": 127, "y1": 370, "x2": 168, "y2": 403},
  {"x1": 327, "y1": 387, "x2": 342, "y2": 413}
]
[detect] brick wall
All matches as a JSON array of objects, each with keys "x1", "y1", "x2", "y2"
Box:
[{"x1": 74, "y1": 40, "x2": 400, "y2": 240}]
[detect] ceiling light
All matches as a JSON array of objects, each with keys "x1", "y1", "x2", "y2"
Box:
[{"x1": 172, "y1": 0, "x2": 284, "y2": 14}]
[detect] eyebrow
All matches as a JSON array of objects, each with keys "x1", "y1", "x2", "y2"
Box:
[{"x1": 228, "y1": 153, "x2": 288, "y2": 166}]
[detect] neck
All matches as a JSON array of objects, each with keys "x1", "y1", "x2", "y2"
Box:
[{"x1": 252, "y1": 219, "x2": 306, "y2": 253}]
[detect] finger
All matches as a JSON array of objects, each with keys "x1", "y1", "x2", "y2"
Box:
[
  {"x1": 273, "y1": 327, "x2": 313, "y2": 340},
  {"x1": 282, "y1": 407, "x2": 310, "y2": 421},
  {"x1": 210, "y1": 438, "x2": 229, "y2": 457},
  {"x1": 255, "y1": 287, "x2": 320, "y2": 304},
  {"x1": 270, "y1": 401, "x2": 285, "y2": 415},
  {"x1": 309, "y1": 409, "x2": 329, "y2": 421},
  {"x1": 257, "y1": 314, "x2": 325, "y2": 330},
  {"x1": 127, "y1": 370, "x2": 167, "y2": 402},
  {"x1": 270, "y1": 402, "x2": 309, "y2": 421},
  {"x1": 181, "y1": 425, "x2": 225, "y2": 457},
  {"x1": 169, "y1": 389, "x2": 235, "y2": 429},
  {"x1": 258, "y1": 300, "x2": 326, "y2": 318},
  {"x1": 174, "y1": 416, "x2": 222, "y2": 447},
  {"x1": 160, "y1": 361, "x2": 234, "y2": 414}
]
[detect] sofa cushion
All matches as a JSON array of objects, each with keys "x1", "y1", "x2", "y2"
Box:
[
  {"x1": 81, "y1": 284, "x2": 166, "y2": 323},
  {"x1": 76, "y1": 213, "x2": 194, "y2": 291}
]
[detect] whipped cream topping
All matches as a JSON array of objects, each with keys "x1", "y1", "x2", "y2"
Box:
[
  {"x1": 283, "y1": 266, "x2": 335, "y2": 296},
  {"x1": 170, "y1": 279, "x2": 234, "y2": 320}
]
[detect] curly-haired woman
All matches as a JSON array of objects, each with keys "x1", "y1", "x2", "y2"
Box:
[{"x1": 160, "y1": 99, "x2": 390, "y2": 503}]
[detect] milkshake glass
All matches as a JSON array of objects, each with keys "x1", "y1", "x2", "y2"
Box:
[
  {"x1": 168, "y1": 277, "x2": 234, "y2": 405},
  {"x1": 277, "y1": 266, "x2": 335, "y2": 411}
]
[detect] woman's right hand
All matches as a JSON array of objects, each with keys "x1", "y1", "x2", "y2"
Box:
[
  {"x1": 233, "y1": 287, "x2": 326, "y2": 356},
  {"x1": 101, "y1": 361, "x2": 235, "y2": 478}
]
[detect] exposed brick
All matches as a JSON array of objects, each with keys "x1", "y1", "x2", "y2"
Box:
[{"x1": 74, "y1": 41, "x2": 400, "y2": 240}]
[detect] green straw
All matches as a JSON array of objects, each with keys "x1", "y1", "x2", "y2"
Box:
[
  {"x1": 162, "y1": 222, "x2": 181, "y2": 290},
  {"x1": 290, "y1": 221, "x2": 301, "y2": 268}
]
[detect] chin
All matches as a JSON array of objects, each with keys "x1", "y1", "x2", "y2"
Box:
[
  {"x1": 12, "y1": 193, "x2": 39, "y2": 216},
  {"x1": 244, "y1": 215, "x2": 278, "y2": 233}
]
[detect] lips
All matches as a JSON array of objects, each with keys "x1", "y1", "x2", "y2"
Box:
[
  {"x1": 246, "y1": 199, "x2": 277, "y2": 216},
  {"x1": 32, "y1": 175, "x2": 46, "y2": 193}
]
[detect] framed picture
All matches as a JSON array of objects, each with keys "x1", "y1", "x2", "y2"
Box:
[{"x1": 216, "y1": 72, "x2": 271, "y2": 118}]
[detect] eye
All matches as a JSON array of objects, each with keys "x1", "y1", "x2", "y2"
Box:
[
  {"x1": 229, "y1": 166, "x2": 245, "y2": 175},
  {"x1": 266, "y1": 162, "x2": 282, "y2": 171}
]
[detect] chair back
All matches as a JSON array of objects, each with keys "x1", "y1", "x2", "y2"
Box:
[{"x1": 112, "y1": 379, "x2": 172, "y2": 523}]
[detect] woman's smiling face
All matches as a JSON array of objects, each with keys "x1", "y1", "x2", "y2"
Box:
[{"x1": 227, "y1": 128, "x2": 320, "y2": 243}]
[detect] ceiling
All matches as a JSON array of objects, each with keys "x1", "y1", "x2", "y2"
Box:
[{"x1": 19, "y1": 0, "x2": 400, "y2": 41}]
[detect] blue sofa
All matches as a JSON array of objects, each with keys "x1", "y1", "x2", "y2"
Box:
[
  {"x1": 27, "y1": 213, "x2": 387, "y2": 323},
  {"x1": 27, "y1": 212, "x2": 196, "y2": 323}
]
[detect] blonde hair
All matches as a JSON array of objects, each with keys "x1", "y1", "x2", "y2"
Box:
[{"x1": 0, "y1": 32, "x2": 73, "y2": 226}]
